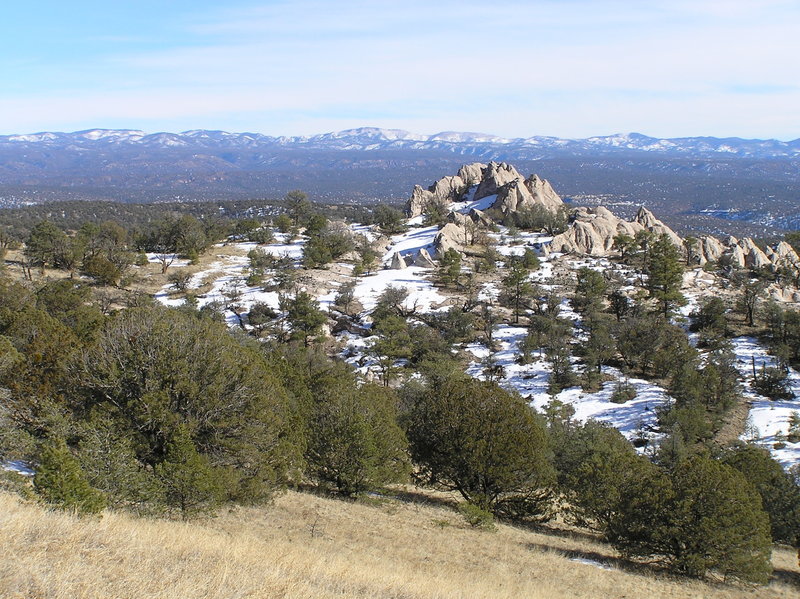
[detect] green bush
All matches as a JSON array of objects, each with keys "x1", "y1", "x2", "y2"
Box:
[
  {"x1": 405, "y1": 376, "x2": 554, "y2": 518},
  {"x1": 34, "y1": 438, "x2": 106, "y2": 515},
  {"x1": 458, "y1": 502, "x2": 496, "y2": 530},
  {"x1": 609, "y1": 455, "x2": 772, "y2": 583},
  {"x1": 610, "y1": 380, "x2": 637, "y2": 404},
  {"x1": 722, "y1": 443, "x2": 800, "y2": 545},
  {"x1": 306, "y1": 382, "x2": 409, "y2": 497}
]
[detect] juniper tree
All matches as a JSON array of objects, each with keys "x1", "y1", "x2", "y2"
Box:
[
  {"x1": 34, "y1": 437, "x2": 106, "y2": 515},
  {"x1": 721, "y1": 444, "x2": 800, "y2": 545},
  {"x1": 306, "y1": 382, "x2": 409, "y2": 496},
  {"x1": 72, "y1": 306, "x2": 297, "y2": 506},
  {"x1": 405, "y1": 376, "x2": 555, "y2": 518},
  {"x1": 156, "y1": 424, "x2": 224, "y2": 520}
]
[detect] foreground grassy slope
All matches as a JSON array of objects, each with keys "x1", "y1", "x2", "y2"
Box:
[{"x1": 1, "y1": 489, "x2": 798, "y2": 599}]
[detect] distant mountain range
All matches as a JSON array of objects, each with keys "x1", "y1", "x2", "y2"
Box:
[
  {"x1": 3, "y1": 127, "x2": 800, "y2": 159},
  {"x1": 1, "y1": 127, "x2": 799, "y2": 237}
]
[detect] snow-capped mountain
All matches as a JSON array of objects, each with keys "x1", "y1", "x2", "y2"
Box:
[{"x1": 1, "y1": 127, "x2": 798, "y2": 159}]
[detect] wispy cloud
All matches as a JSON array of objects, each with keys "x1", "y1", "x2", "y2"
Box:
[{"x1": 1, "y1": 1, "x2": 799, "y2": 139}]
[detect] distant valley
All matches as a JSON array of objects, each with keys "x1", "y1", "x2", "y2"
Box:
[{"x1": 1, "y1": 127, "x2": 799, "y2": 238}]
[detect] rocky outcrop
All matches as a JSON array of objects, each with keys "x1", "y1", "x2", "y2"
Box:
[
  {"x1": 689, "y1": 235, "x2": 726, "y2": 266},
  {"x1": 473, "y1": 162, "x2": 524, "y2": 202},
  {"x1": 405, "y1": 161, "x2": 563, "y2": 218},
  {"x1": 633, "y1": 207, "x2": 682, "y2": 247},
  {"x1": 475, "y1": 163, "x2": 564, "y2": 215},
  {"x1": 469, "y1": 208, "x2": 493, "y2": 227},
  {"x1": 737, "y1": 238, "x2": 770, "y2": 269},
  {"x1": 406, "y1": 185, "x2": 436, "y2": 219},
  {"x1": 684, "y1": 235, "x2": 800, "y2": 271},
  {"x1": 549, "y1": 206, "x2": 680, "y2": 256},
  {"x1": 405, "y1": 162, "x2": 485, "y2": 217},
  {"x1": 726, "y1": 244, "x2": 747, "y2": 269},
  {"x1": 524, "y1": 174, "x2": 564, "y2": 212}
]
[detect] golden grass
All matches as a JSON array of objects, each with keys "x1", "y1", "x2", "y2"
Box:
[{"x1": 1, "y1": 489, "x2": 797, "y2": 599}]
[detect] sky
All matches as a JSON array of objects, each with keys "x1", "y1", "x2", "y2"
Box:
[{"x1": 1, "y1": 0, "x2": 799, "y2": 140}]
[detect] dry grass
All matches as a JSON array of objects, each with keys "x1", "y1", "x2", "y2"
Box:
[{"x1": 2, "y1": 489, "x2": 797, "y2": 599}]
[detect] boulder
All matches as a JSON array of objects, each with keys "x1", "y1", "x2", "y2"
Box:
[
  {"x1": 433, "y1": 223, "x2": 465, "y2": 259},
  {"x1": 469, "y1": 208, "x2": 493, "y2": 227},
  {"x1": 389, "y1": 252, "x2": 407, "y2": 270},
  {"x1": 332, "y1": 316, "x2": 370, "y2": 336},
  {"x1": 370, "y1": 235, "x2": 392, "y2": 254},
  {"x1": 413, "y1": 248, "x2": 437, "y2": 268},
  {"x1": 447, "y1": 211, "x2": 472, "y2": 227}
]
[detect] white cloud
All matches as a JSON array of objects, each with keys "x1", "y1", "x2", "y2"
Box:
[{"x1": 1, "y1": 0, "x2": 799, "y2": 138}]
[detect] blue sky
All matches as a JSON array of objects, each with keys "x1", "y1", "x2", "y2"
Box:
[{"x1": 1, "y1": 0, "x2": 799, "y2": 139}]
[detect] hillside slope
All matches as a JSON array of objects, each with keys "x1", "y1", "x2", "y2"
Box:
[{"x1": 1, "y1": 489, "x2": 798, "y2": 599}]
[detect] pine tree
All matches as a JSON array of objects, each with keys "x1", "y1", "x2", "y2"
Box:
[
  {"x1": 284, "y1": 291, "x2": 327, "y2": 346},
  {"x1": 369, "y1": 314, "x2": 412, "y2": 386},
  {"x1": 501, "y1": 260, "x2": 533, "y2": 323},
  {"x1": 646, "y1": 234, "x2": 686, "y2": 316},
  {"x1": 437, "y1": 248, "x2": 462, "y2": 288}
]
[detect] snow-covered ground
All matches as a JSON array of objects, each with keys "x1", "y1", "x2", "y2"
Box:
[
  {"x1": 732, "y1": 336, "x2": 800, "y2": 468},
  {"x1": 464, "y1": 323, "x2": 668, "y2": 451},
  {"x1": 153, "y1": 237, "x2": 311, "y2": 328},
  {"x1": 149, "y1": 217, "x2": 800, "y2": 470}
]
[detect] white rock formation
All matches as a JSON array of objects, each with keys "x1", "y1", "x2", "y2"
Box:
[
  {"x1": 549, "y1": 206, "x2": 681, "y2": 256},
  {"x1": 632, "y1": 207, "x2": 682, "y2": 247},
  {"x1": 524, "y1": 174, "x2": 564, "y2": 212},
  {"x1": 405, "y1": 162, "x2": 485, "y2": 217},
  {"x1": 473, "y1": 162, "x2": 523, "y2": 202},
  {"x1": 690, "y1": 235, "x2": 726, "y2": 266},
  {"x1": 405, "y1": 161, "x2": 562, "y2": 218}
]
